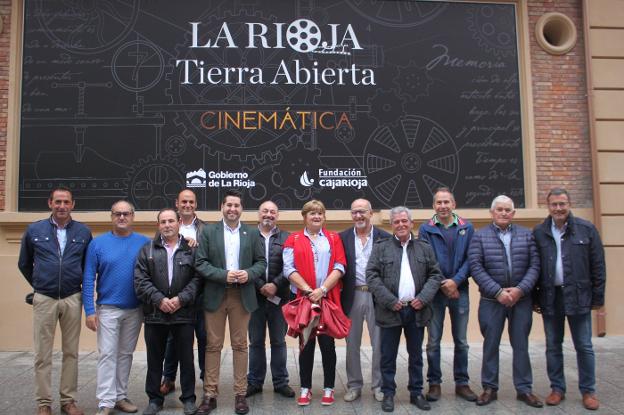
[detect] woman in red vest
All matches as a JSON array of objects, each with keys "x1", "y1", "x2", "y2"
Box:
[{"x1": 283, "y1": 200, "x2": 347, "y2": 406}]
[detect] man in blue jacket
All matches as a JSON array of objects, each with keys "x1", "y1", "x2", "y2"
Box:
[
  {"x1": 418, "y1": 188, "x2": 476, "y2": 403},
  {"x1": 533, "y1": 188, "x2": 605, "y2": 411},
  {"x1": 469, "y1": 195, "x2": 542, "y2": 408},
  {"x1": 18, "y1": 187, "x2": 92, "y2": 415}
]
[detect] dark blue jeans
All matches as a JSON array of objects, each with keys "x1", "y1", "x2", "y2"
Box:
[
  {"x1": 426, "y1": 289, "x2": 470, "y2": 386},
  {"x1": 247, "y1": 299, "x2": 289, "y2": 388},
  {"x1": 163, "y1": 308, "x2": 206, "y2": 381},
  {"x1": 478, "y1": 296, "x2": 533, "y2": 394},
  {"x1": 380, "y1": 307, "x2": 425, "y2": 397},
  {"x1": 542, "y1": 287, "x2": 596, "y2": 394}
]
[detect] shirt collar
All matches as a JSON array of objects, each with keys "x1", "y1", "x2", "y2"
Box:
[
  {"x1": 433, "y1": 213, "x2": 459, "y2": 227},
  {"x1": 493, "y1": 223, "x2": 513, "y2": 234},
  {"x1": 394, "y1": 233, "x2": 412, "y2": 246},
  {"x1": 304, "y1": 227, "x2": 325, "y2": 237},
  {"x1": 180, "y1": 216, "x2": 197, "y2": 227},
  {"x1": 258, "y1": 224, "x2": 279, "y2": 236},
  {"x1": 223, "y1": 219, "x2": 241, "y2": 233},
  {"x1": 50, "y1": 216, "x2": 70, "y2": 230},
  {"x1": 551, "y1": 219, "x2": 568, "y2": 234},
  {"x1": 161, "y1": 234, "x2": 182, "y2": 247},
  {"x1": 352, "y1": 226, "x2": 373, "y2": 238}
]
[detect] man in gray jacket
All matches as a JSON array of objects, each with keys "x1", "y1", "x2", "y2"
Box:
[{"x1": 367, "y1": 206, "x2": 443, "y2": 412}]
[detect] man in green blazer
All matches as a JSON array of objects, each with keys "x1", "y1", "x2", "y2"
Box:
[{"x1": 195, "y1": 189, "x2": 266, "y2": 415}]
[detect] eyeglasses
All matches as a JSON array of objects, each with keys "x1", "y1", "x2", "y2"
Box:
[
  {"x1": 549, "y1": 202, "x2": 569, "y2": 209},
  {"x1": 350, "y1": 209, "x2": 369, "y2": 216},
  {"x1": 260, "y1": 209, "x2": 277, "y2": 215},
  {"x1": 111, "y1": 211, "x2": 133, "y2": 218}
]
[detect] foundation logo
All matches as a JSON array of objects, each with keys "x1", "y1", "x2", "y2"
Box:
[
  {"x1": 186, "y1": 168, "x2": 207, "y2": 188},
  {"x1": 301, "y1": 168, "x2": 368, "y2": 189}
]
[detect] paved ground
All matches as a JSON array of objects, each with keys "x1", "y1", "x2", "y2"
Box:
[{"x1": 1, "y1": 336, "x2": 623, "y2": 415}]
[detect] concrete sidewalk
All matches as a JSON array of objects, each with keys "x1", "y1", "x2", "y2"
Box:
[{"x1": 1, "y1": 336, "x2": 623, "y2": 414}]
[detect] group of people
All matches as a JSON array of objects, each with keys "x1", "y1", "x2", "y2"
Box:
[{"x1": 18, "y1": 185, "x2": 605, "y2": 415}]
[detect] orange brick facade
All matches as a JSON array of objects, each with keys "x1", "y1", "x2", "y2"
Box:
[{"x1": 0, "y1": 0, "x2": 593, "y2": 211}]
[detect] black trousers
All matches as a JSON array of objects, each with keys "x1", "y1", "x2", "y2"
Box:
[
  {"x1": 144, "y1": 323, "x2": 196, "y2": 404},
  {"x1": 299, "y1": 334, "x2": 336, "y2": 389}
]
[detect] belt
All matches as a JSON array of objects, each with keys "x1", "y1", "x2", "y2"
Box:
[
  {"x1": 399, "y1": 300, "x2": 412, "y2": 307},
  {"x1": 226, "y1": 283, "x2": 241, "y2": 288},
  {"x1": 355, "y1": 285, "x2": 369, "y2": 292}
]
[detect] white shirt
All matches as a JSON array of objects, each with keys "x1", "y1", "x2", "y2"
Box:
[
  {"x1": 179, "y1": 218, "x2": 198, "y2": 241},
  {"x1": 162, "y1": 236, "x2": 181, "y2": 286},
  {"x1": 398, "y1": 236, "x2": 416, "y2": 301},
  {"x1": 259, "y1": 225, "x2": 279, "y2": 281},
  {"x1": 223, "y1": 220, "x2": 241, "y2": 271},
  {"x1": 354, "y1": 227, "x2": 373, "y2": 286}
]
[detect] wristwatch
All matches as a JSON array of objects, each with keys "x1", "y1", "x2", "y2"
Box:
[{"x1": 320, "y1": 286, "x2": 328, "y2": 297}]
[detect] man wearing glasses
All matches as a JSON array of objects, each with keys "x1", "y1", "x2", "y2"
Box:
[
  {"x1": 533, "y1": 188, "x2": 606, "y2": 411},
  {"x1": 340, "y1": 199, "x2": 390, "y2": 402},
  {"x1": 82, "y1": 200, "x2": 150, "y2": 415}
]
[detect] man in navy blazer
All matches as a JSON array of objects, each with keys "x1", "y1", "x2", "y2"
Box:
[{"x1": 340, "y1": 199, "x2": 391, "y2": 403}]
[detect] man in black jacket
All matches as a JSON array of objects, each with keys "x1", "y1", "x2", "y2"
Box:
[
  {"x1": 367, "y1": 206, "x2": 443, "y2": 412},
  {"x1": 246, "y1": 200, "x2": 294, "y2": 398},
  {"x1": 533, "y1": 188, "x2": 606, "y2": 411},
  {"x1": 134, "y1": 208, "x2": 202, "y2": 415}
]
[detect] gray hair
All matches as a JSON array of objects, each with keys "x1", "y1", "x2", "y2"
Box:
[
  {"x1": 490, "y1": 195, "x2": 514, "y2": 211},
  {"x1": 111, "y1": 199, "x2": 135, "y2": 213},
  {"x1": 390, "y1": 206, "x2": 412, "y2": 221}
]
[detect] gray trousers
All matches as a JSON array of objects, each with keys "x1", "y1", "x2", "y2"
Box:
[{"x1": 345, "y1": 290, "x2": 381, "y2": 390}]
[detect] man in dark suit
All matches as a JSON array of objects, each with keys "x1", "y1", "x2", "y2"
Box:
[
  {"x1": 195, "y1": 189, "x2": 266, "y2": 415},
  {"x1": 340, "y1": 199, "x2": 390, "y2": 403}
]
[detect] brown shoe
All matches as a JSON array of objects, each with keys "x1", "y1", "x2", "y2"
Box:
[
  {"x1": 234, "y1": 395, "x2": 249, "y2": 415},
  {"x1": 159, "y1": 379, "x2": 175, "y2": 395},
  {"x1": 516, "y1": 392, "x2": 544, "y2": 408},
  {"x1": 476, "y1": 388, "x2": 497, "y2": 406},
  {"x1": 61, "y1": 401, "x2": 84, "y2": 415},
  {"x1": 455, "y1": 385, "x2": 478, "y2": 402},
  {"x1": 582, "y1": 393, "x2": 599, "y2": 410},
  {"x1": 36, "y1": 406, "x2": 52, "y2": 415},
  {"x1": 545, "y1": 390, "x2": 565, "y2": 406},
  {"x1": 114, "y1": 398, "x2": 138, "y2": 413},
  {"x1": 197, "y1": 397, "x2": 217, "y2": 415},
  {"x1": 426, "y1": 384, "x2": 441, "y2": 401}
]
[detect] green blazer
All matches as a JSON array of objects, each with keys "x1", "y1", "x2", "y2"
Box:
[{"x1": 195, "y1": 221, "x2": 266, "y2": 313}]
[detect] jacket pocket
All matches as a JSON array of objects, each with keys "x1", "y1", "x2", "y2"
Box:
[{"x1": 576, "y1": 281, "x2": 592, "y2": 308}]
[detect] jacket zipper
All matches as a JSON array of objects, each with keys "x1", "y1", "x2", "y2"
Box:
[{"x1": 54, "y1": 225, "x2": 63, "y2": 299}]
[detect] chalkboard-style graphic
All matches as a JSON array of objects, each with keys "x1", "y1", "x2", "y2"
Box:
[
  {"x1": 393, "y1": 61, "x2": 433, "y2": 102},
  {"x1": 35, "y1": 0, "x2": 140, "y2": 55},
  {"x1": 20, "y1": 1, "x2": 525, "y2": 210},
  {"x1": 111, "y1": 40, "x2": 165, "y2": 92},
  {"x1": 364, "y1": 115, "x2": 458, "y2": 208},
  {"x1": 345, "y1": 0, "x2": 448, "y2": 27},
  {"x1": 467, "y1": 4, "x2": 516, "y2": 58},
  {"x1": 125, "y1": 156, "x2": 185, "y2": 209},
  {"x1": 367, "y1": 89, "x2": 406, "y2": 125}
]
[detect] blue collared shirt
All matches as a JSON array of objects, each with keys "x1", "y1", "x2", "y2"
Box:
[
  {"x1": 551, "y1": 221, "x2": 567, "y2": 286},
  {"x1": 494, "y1": 223, "x2": 512, "y2": 275},
  {"x1": 51, "y1": 217, "x2": 67, "y2": 255}
]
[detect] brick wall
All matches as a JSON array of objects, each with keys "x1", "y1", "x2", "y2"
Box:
[
  {"x1": 0, "y1": 1, "x2": 9, "y2": 210},
  {"x1": 528, "y1": 0, "x2": 593, "y2": 207},
  {"x1": 0, "y1": 0, "x2": 594, "y2": 211}
]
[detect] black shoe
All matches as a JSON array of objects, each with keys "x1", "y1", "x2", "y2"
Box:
[
  {"x1": 274, "y1": 385, "x2": 295, "y2": 398},
  {"x1": 410, "y1": 394, "x2": 431, "y2": 411},
  {"x1": 183, "y1": 400, "x2": 198, "y2": 415},
  {"x1": 142, "y1": 402, "x2": 163, "y2": 415},
  {"x1": 381, "y1": 395, "x2": 394, "y2": 412},
  {"x1": 245, "y1": 384, "x2": 263, "y2": 397}
]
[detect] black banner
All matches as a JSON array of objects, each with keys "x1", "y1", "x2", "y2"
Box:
[{"x1": 20, "y1": 0, "x2": 525, "y2": 210}]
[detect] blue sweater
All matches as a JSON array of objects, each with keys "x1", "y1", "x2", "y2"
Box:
[{"x1": 83, "y1": 231, "x2": 150, "y2": 316}]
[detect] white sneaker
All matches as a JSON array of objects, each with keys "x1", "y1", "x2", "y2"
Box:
[
  {"x1": 373, "y1": 387, "x2": 384, "y2": 402},
  {"x1": 343, "y1": 388, "x2": 361, "y2": 402}
]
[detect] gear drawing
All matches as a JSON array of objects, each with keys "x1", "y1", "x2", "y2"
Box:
[
  {"x1": 34, "y1": 0, "x2": 140, "y2": 55},
  {"x1": 270, "y1": 139, "x2": 325, "y2": 201},
  {"x1": 367, "y1": 89, "x2": 406, "y2": 126},
  {"x1": 393, "y1": 61, "x2": 434, "y2": 102},
  {"x1": 124, "y1": 156, "x2": 186, "y2": 210},
  {"x1": 344, "y1": 0, "x2": 448, "y2": 28},
  {"x1": 467, "y1": 4, "x2": 517, "y2": 58},
  {"x1": 364, "y1": 115, "x2": 459, "y2": 208}
]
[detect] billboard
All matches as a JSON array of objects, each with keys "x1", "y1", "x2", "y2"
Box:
[{"x1": 20, "y1": 0, "x2": 524, "y2": 210}]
